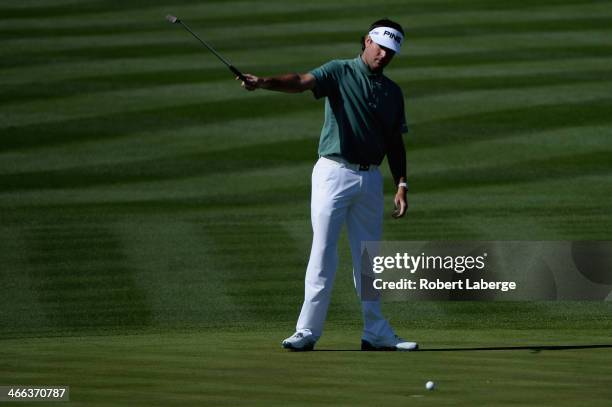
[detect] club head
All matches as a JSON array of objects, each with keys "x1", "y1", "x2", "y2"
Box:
[{"x1": 166, "y1": 14, "x2": 180, "y2": 24}]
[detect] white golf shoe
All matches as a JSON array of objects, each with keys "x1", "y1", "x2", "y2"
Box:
[
  {"x1": 361, "y1": 335, "x2": 419, "y2": 351},
  {"x1": 282, "y1": 331, "x2": 316, "y2": 351}
]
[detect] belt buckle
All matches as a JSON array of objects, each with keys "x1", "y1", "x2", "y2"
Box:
[{"x1": 359, "y1": 164, "x2": 370, "y2": 171}]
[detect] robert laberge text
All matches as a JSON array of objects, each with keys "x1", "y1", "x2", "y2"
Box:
[{"x1": 373, "y1": 278, "x2": 517, "y2": 292}]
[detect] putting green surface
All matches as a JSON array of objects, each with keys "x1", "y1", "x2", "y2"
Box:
[
  {"x1": 1, "y1": 327, "x2": 611, "y2": 406},
  {"x1": 1, "y1": 0, "x2": 611, "y2": 405}
]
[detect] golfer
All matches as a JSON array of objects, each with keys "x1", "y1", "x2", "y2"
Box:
[{"x1": 239, "y1": 18, "x2": 417, "y2": 351}]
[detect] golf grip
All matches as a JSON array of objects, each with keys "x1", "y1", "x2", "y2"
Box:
[{"x1": 230, "y1": 66, "x2": 248, "y2": 83}]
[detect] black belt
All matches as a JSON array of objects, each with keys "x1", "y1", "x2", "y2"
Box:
[{"x1": 321, "y1": 156, "x2": 377, "y2": 171}]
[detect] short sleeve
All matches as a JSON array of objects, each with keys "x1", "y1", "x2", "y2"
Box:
[{"x1": 309, "y1": 60, "x2": 341, "y2": 100}]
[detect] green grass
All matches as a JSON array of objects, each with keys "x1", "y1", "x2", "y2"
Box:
[
  {"x1": 1, "y1": 0, "x2": 611, "y2": 405},
  {"x1": 1, "y1": 327, "x2": 611, "y2": 406}
]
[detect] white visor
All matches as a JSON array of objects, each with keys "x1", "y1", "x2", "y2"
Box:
[{"x1": 368, "y1": 26, "x2": 403, "y2": 54}]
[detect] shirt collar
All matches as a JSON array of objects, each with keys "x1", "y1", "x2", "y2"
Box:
[{"x1": 355, "y1": 54, "x2": 383, "y2": 77}]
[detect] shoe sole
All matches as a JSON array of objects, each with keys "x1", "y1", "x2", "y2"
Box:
[
  {"x1": 361, "y1": 340, "x2": 419, "y2": 352},
  {"x1": 282, "y1": 342, "x2": 315, "y2": 352}
]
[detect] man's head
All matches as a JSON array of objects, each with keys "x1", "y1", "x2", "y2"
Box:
[{"x1": 361, "y1": 18, "x2": 404, "y2": 72}]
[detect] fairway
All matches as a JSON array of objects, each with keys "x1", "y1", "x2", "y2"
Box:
[{"x1": 1, "y1": 0, "x2": 611, "y2": 405}]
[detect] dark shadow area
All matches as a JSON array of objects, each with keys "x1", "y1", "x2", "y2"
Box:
[
  {"x1": 311, "y1": 344, "x2": 612, "y2": 352},
  {"x1": 417, "y1": 344, "x2": 612, "y2": 352},
  {"x1": 23, "y1": 222, "x2": 151, "y2": 329}
]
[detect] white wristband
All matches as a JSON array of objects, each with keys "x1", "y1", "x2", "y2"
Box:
[{"x1": 398, "y1": 182, "x2": 407, "y2": 189}]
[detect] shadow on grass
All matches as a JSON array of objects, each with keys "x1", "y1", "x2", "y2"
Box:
[{"x1": 310, "y1": 344, "x2": 612, "y2": 352}]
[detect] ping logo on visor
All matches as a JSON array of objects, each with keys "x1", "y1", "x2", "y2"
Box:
[{"x1": 368, "y1": 26, "x2": 403, "y2": 54}]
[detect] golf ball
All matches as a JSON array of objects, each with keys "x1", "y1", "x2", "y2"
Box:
[{"x1": 426, "y1": 381, "x2": 435, "y2": 390}]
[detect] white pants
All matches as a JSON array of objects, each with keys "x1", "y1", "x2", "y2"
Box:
[{"x1": 296, "y1": 157, "x2": 395, "y2": 341}]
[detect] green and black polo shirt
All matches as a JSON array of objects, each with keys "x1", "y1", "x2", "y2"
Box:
[{"x1": 310, "y1": 55, "x2": 408, "y2": 166}]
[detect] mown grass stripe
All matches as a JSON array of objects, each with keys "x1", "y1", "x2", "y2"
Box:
[
  {"x1": 4, "y1": 11, "x2": 612, "y2": 40},
  {"x1": 2, "y1": 0, "x2": 604, "y2": 22},
  {"x1": 409, "y1": 97, "x2": 612, "y2": 147},
  {"x1": 2, "y1": 147, "x2": 608, "y2": 214},
  {"x1": 0, "y1": 92, "x2": 314, "y2": 149},
  {"x1": 0, "y1": 0, "x2": 221, "y2": 19},
  {"x1": 4, "y1": 76, "x2": 612, "y2": 131},
  {"x1": 3, "y1": 67, "x2": 610, "y2": 107},
  {"x1": 2, "y1": 51, "x2": 610, "y2": 91},
  {"x1": 4, "y1": 185, "x2": 608, "y2": 221},
  {"x1": 412, "y1": 150, "x2": 612, "y2": 193},
  {"x1": 2, "y1": 145, "x2": 610, "y2": 195},
  {"x1": 2, "y1": 98, "x2": 611, "y2": 192},
  {"x1": 0, "y1": 137, "x2": 316, "y2": 191},
  {"x1": 4, "y1": 0, "x2": 612, "y2": 27},
  {"x1": 390, "y1": 57, "x2": 612, "y2": 80},
  {"x1": 0, "y1": 113, "x2": 321, "y2": 175},
  {"x1": 3, "y1": 18, "x2": 612, "y2": 60},
  {"x1": 1, "y1": 121, "x2": 605, "y2": 183},
  {"x1": 4, "y1": 35, "x2": 612, "y2": 71},
  {"x1": 3, "y1": 35, "x2": 611, "y2": 85},
  {"x1": 2, "y1": 17, "x2": 612, "y2": 56}
]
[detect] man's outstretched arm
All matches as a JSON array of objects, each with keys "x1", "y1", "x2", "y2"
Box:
[{"x1": 238, "y1": 73, "x2": 316, "y2": 93}]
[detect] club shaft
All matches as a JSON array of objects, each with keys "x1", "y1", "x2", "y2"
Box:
[
  {"x1": 179, "y1": 21, "x2": 230, "y2": 66},
  {"x1": 177, "y1": 20, "x2": 247, "y2": 82}
]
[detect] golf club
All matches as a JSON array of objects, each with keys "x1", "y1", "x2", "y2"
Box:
[{"x1": 166, "y1": 14, "x2": 248, "y2": 83}]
